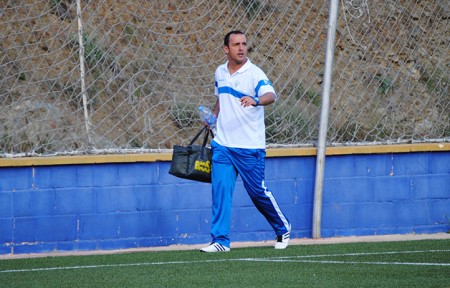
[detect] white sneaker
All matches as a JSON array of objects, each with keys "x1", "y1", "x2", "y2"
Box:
[
  {"x1": 274, "y1": 226, "x2": 291, "y2": 249},
  {"x1": 200, "y1": 242, "x2": 230, "y2": 253}
]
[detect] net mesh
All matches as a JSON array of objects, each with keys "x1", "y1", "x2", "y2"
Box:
[{"x1": 1, "y1": 0, "x2": 449, "y2": 157}]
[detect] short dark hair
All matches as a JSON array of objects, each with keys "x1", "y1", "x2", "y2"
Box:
[{"x1": 224, "y1": 30, "x2": 245, "y2": 46}]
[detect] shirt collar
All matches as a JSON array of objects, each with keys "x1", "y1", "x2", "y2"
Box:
[{"x1": 222, "y1": 58, "x2": 252, "y2": 75}]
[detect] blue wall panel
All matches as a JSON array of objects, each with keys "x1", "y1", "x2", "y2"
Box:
[
  {"x1": 46, "y1": 165, "x2": 79, "y2": 189},
  {"x1": 324, "y1": 178, "x2": 374, "y2": 203},
  {"x1": 13, "y1": 189, "x2": 55, "y2": 217},
  {"x1": 54, "y1": 188, "x2": 96, "y2": 215},
  {"x1": 325, "y1": 155, "x2": 355, "y2": 178},
  {"x1": 412, "y1": 175, "x2": 450, "y2": 199},
  {"x1": 429, "y1": 199, "x2": 450, "y2": 223},
  {"x1": 373, "y1": 176, "x2": 411, "y2": 202},
  {"x1": 14, "y1": 215, "x2": 78, "y2": 243},
  {"x1": 393, "y1": 153, "x2": 430, "y2": 175},
  {"x1": 354, "y1": 202, "x2": 397, "y2": 228},
  {"x1": 430, "y1": 152, "x2": 450, "y2": 173},
  {"x1": 75, "y1": 165, "x2": 95, "y2": 187},
  {"x1": 0, "y1": 219, "x2": 13, "y2": 243},
  {"x1": 0, "y1": 167, "x2": 32, "y2": 192},
  {"x1": 96, "y1": 186, "x2": 139, "y2": 213},
  {"x1": 266, "y1": 156, "x2": 316, "y2": 180},
  {"x1": 353, "y1": 154, "x2": 392, "y2": 176},
  {"x1": 395, "y1": 202, "x2": 431, "y2": 226},
  {"x1": 0, "y1": 151, "x2": 449, "y2": 255},
  {"x1": 93, "y1": 164, "x2": 119, "y2": 187},
  {"x1": 0, "y1": 193, "x2": 12, "y2": 218}
]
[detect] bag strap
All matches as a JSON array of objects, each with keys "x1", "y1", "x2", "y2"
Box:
[
  {"x1": 201, "y1": 126, "x2": 211, "y2": 147},
  {"x1": 189, "y1": 126, "x2": 208, "y2": 146},
  {"x1": 189, "y1": 125, "x2": 214, "y2": 147}
]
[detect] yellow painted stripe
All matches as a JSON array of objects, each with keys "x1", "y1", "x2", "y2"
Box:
[
  {"x1": 0, "y1": 153, "x2": 173, "y2": 167},
  {"x1": 267, "y1": 143, "x2": 450, "y2": 157},
  {"x1": 0, "y1": 143, "x2": 448, "y2": 167}
]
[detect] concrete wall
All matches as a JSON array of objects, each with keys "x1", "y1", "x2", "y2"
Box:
[{"x1": 1, "y1": 148, "x2": 449, "y2": 255}]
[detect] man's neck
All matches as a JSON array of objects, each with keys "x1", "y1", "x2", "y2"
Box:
[{"x1": 227, "y1": 58, "x2": 247, "y2": 75}]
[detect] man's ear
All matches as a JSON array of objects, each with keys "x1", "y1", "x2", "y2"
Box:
[{"x1": 223, "y1": 45, "x2": 229, "y2": 54}]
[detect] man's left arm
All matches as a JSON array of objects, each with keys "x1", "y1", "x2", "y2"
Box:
[
  {"x1": 240, "y1": 92, "x2": 277, "y2": 107},
  {"x1": 256, "y1": 92, "x2": 277, "y2": 106}
]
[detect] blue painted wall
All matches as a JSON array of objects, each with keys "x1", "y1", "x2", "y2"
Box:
[{"x1": 1, "y1": 151, "x2": 449, "y2": 255}]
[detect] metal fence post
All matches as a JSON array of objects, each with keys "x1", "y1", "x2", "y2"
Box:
[
  {"x1": 312, "y1": 0, "x2": 340, "y2": 239},
  {"x1": 76, "y1": 0, "x2": 92, "y2": 148}
]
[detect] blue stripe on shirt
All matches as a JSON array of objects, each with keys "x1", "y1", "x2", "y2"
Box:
[
  {"x1": 217, "y1": 86, "x2": 247, "y2": 99},
  {"x1": 217, "y1": 80, "x2": 272, "y2": 98},
  {"x1": 254, "y1": 79, "x2": 272, "y2": 97}
]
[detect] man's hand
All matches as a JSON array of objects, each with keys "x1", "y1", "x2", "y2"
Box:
[
  {"x1": 240, "y1": 92, "x2": 276, "y2": 108},
  {"x1": 240, "y1": 96, "x2": 258, "y2": 108}
]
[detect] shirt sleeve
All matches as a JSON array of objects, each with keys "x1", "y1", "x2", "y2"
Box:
[{"x1": 253, "y1": 67, "x2": 276, "y2": 99}]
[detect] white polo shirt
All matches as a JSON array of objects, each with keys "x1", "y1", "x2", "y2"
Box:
[{"x1": 213, "y1": 59, "x2": 276, "y2": 149}]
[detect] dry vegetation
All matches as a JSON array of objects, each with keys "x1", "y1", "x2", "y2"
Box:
[{"x1": 1, "y1": 0, "x2": 448, "y2": 154}]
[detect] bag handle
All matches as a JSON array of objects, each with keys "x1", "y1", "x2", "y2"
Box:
[
  {"x1": 201, "y1": 126, "x2": 213, "y2": 147},
  {"x1": 189, "y1": 126, "x2": 212, "y2": 146}
]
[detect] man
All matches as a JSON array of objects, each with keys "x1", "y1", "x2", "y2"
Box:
[{"x1": 201, "y1": 30, "x2": 291, "y2": 253}]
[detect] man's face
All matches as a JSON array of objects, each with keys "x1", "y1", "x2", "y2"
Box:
[{"x1": 224, "y1": 33, "x2": 247, "y2": 64}]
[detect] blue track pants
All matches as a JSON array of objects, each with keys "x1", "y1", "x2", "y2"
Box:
[{"x1": 210, "y1": 140, "x2": 290, "y2": 248}]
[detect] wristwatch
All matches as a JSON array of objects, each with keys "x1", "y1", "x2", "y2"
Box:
[{"x1": 252, "y1": 96, "x2": 260, "y2": 106}]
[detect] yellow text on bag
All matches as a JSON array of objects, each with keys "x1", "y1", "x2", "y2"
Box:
[{"x1": 194, "y1": 160, "x2": 211, "y2": 173}]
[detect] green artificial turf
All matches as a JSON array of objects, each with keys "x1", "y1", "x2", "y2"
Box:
[{"x1": 1, "y1": 239, "x2": 449, "y2": 288}]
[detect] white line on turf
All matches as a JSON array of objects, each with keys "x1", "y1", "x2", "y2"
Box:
[
  {"x1": 273, "y1": 249, "x2": 450, "y2": 259},
  {"x1": 1, "y1": 249, "x2": 449, "y2": 273},
  {"x1": 238, "y1": 259, "x2": 450, "y2": 266}
]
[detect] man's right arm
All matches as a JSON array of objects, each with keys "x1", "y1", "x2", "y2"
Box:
[{"x1": 213, "y1": 98, "x2": 220, "y2": 117}]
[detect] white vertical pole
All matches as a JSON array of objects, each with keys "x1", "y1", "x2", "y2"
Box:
[
  {"x1": 312, "y1": 0, "x2": 339, "y2": 239},
  {"x1": 76, "y1": 0, "x2": 92, "y2": 147}
]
